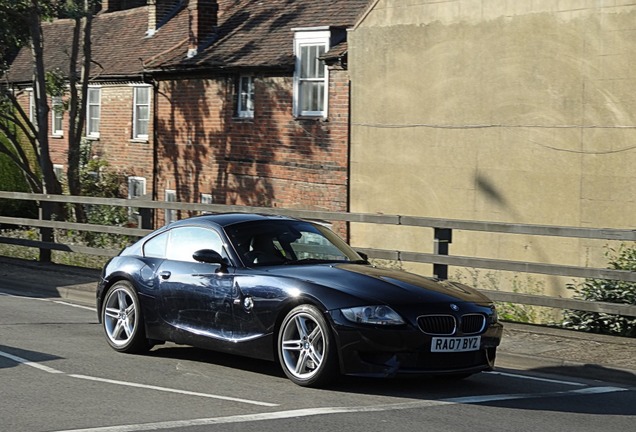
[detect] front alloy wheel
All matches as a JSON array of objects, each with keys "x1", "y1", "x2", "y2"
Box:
[
  {"x1": 102, "y1": 281, "x2": 149, "y2": 353},
  {"x1": 278, "y1": 305, "x2": 337, "y2": 387}
]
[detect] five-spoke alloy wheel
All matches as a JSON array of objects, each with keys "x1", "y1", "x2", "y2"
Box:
[
  {"x1": 278, "y1": 305, "x2": 337, "y2": 387},
  {"x1": 102, "y1": 281, "x2": 149, "y2": 353}
]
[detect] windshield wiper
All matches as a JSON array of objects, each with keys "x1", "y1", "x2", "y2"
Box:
[
  {"x1": 283, "y1": 258, "x2": 337, "y2": 265},
  {"x1": 283, "y1": 258, "x2": 369, "y2": 265}
]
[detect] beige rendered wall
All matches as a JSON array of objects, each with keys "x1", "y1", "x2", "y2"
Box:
[{"x1": 349, "y1": 0, "x2": 636, "y2": 297}]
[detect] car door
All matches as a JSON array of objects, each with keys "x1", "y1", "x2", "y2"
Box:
[{"x1": 155, "y1": 226, "x2": 236, "y2": 341}]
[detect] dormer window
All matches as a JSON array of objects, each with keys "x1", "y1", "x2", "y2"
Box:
[{"x1": 293, "y1": 29, "x2": 330, "y2": 118}]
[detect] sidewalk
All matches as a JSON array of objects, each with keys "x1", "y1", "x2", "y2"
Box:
[{"x1": 1, "y1": 256, "x2": 635, "y2": 386}]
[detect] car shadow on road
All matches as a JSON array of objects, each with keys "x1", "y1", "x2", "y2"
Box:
[
  {"x1": 0, "y1": 344, "x2": 63, "y2": 370},
  {"x1": 532, "y1": 364, "x2": 636, "y2": 387},
  {"x1": 146, "y1": 345, "x2": 286, "y2": 378},
  {"x1": 144, "y1": 345, "x2": 635, "y2": 416}
]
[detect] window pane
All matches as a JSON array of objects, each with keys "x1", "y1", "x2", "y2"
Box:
[
  {"x1": 301, "y1": 45, "x2": 319, "y2": 78},
  {"x1": 136, "y1": 87, "x2": 149, "y2": 104},
  {"x1": 89, "y1": 88, "x2": 100, "y2": 104},
  {"x1": 89, "y1": 118, "x2": 99, "y2": 134},
  {"x1": 300, "y1": 81, "x2": 324, "y2": 112},
  {"x1": 238, "y1": 76, "x2": 254, "y2": 116},
  {"x1": 129, "y1": 179, "x2": 145, "y2": 198},
  {"x1": 166, "y1": 227, "x2": 224, "y2": 262},
  {"x1": 144, "y1": 232, "x2": 168, "y2": 258},
  {"x1": 136, "y1": 106, "x2": 149, "y2": 135},
  {"x1": 316, "y1": 46, "x2": 326, "y2": 78},
  {"x1": 53, "y1": 98, "x2": 63, "y2": 133}
]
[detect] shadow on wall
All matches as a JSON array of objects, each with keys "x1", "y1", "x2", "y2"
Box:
[
  {"x1": 157, "y1": 77, "x2": 339, "y2": 216},
  {"x1": 473, "y1": 173, "x2": 562, "y2": 295}
]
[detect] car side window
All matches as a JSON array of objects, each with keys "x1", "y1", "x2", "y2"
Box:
[
  {"x1": 143, "y1": 232, "x2": 168, "y2": 258},
  {"x1": 166, "y1": 227, "x2": 225, "y2": 262}
]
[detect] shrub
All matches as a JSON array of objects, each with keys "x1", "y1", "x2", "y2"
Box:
[
  {"x1": 562, "y1": 245, "x2": 636, "y2": 337},
  {"x1": 0, "y1": 153, "x2": 38, "y2": 219}
]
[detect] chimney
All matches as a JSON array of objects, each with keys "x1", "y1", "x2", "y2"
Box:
[
  {"x1": 147, "y1": 0, "x2": 157, "y2": 36},
  {"x1": 148, "y1": 1, "x2": 183, "y2": 36},
  {"x1": 188, "y1": 0, "x2": 218, "y2": 58}
]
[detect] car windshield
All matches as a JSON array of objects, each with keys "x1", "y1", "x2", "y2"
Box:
[{"x1": 224, "y1": 219, "x2": 364, "y2": 266}]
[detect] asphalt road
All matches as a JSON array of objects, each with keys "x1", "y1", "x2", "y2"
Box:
[{"x1": 1, "y1": 286, "x2": 635, "y2": 432}]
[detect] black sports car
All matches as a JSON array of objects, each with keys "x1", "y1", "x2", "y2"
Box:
[{"x1": 97, "y1": 213, "x2": 503, "y2": 387}]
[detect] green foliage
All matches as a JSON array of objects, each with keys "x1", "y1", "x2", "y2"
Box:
[
  {"x1": 45, "y1": 68, "x2": 66, "y2": 98},
  {"x1": 74, "y1": 157, "x2": 131, "y2": 247},
  {"x1": 0, "y1": 149, "x2": 38, "y2": 218},
  {"x1": 562, "y1": 245, "x2": 636, "y2": 337}
]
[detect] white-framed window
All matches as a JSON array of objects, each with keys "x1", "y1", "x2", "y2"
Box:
[
  {"x1": 165, "y1": 189, "x2": 177, "y2": 225},
  {"x1": 200, "y1": 193, "x2": 213, "y2": 204},
  {"x1": 128, "y1": 176, "x2": 146, "y2": 199},
  {"x1": 52, "y1": 96, "x2": 64, "y2": 136},
  {"x1": 293, "y1": 29, "x2": 330, "y2": 118},
  {"x1": 133, "y1": 86, "x2": 150, "y2": 139},
  {"x1": 236, "y1": 75, "x2": 254, "y2": 118},
  {"x1": 29, "y1": 89, "x2": 37, "y2": 127},
  {"x1": 86, "y1": 87, "x2": 101, "y2": 138}
]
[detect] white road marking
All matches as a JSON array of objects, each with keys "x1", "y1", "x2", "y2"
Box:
[
  {"x1": 0, "y1": 350, "x2": 65, "y2": 374},
  {"x1": 53, "y1": 300, "x2": 96, "y2": 311},
  {"x1": 0, "y1": 292, "x2": 96, "y2": 311},
  {"x1": 50, "y1": 386, "x2": 629, "y2": 432},
  {"x1": 0, "y1": 350, "x2": 278, "y2": 407},
  {"x1": 487, "y1": 370, "x2": 586, "y2": 386},
  {"x1": 69, "y1": 374, "x2": 279, "y2": 407}
]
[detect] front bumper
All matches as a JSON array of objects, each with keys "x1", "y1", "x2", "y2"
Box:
[{"x1": 329, "y1": 311, "x2": 503, "y2": 378}]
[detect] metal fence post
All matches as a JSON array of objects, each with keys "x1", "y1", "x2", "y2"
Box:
[
  {"x1": 38, "y1": 202, "x2": 52, "y2": 263},
  {"x1": 433, "y1": 228, "x2": 452, "y2": 280}
]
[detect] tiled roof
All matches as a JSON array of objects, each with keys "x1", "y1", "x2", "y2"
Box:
[
  {"x1": 6, "y1": 0, "x2": 371, "y2": 82},
  {"x1": 155, "y1": 0, "x2": 372, "y2": 70},
  {"x1": 6, "y1": 6, "x2": 189, "y2": 83}
]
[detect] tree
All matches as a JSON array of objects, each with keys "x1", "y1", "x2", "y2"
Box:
[
  {"x1": 0, "y1": 0, "x2": 97, "y2": 222},
  {"x1": 64, "y1": 0, "x2": 95, "y2": 223},
  {"x1": 0, "y1": 0, "x2": 59, "y2": 195}
]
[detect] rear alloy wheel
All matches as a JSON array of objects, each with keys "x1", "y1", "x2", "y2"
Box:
[
  {"x1": 278, "y1": 305, "x2": 338, "y2": 387},
  {"x1": 102, "y1": 281, "x2": 149, "y2": 353}
]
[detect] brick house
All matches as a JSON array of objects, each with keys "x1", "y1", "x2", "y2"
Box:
[{"x1": 5, "y1": 0, "x2": 371, "y2": 233}]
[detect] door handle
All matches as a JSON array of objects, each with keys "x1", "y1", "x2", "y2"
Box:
[{"x1": 159, "y1": 271, "x2": 171, "y2": 280}]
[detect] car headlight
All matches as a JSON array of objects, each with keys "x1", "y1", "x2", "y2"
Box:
[
  {"x1": 490, "y1": 305, "x2": 499, "y2": 324},
  {"x1": 341, "y1": 306, "x2": 405, "y2": 326}
]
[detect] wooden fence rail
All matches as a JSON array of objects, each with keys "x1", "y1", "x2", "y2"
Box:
[{"x1": 0, "y1": 191, "x2": 635, "y2": 317}]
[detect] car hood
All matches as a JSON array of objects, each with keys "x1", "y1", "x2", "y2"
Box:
[{"x1": 262, "y1": 264, "x2": 492, "y2": 305}]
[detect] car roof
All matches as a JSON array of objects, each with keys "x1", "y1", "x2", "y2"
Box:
[{"x1": 167, "y1": 213, "x2": 299, "y2": 229}]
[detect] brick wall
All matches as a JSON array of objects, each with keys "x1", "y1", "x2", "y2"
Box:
[
  {"x1": 90, "y1": 84, "x2": 154, "y2": 192},
  {"x1": 15, "y1": 85, "x2": 154, "y2": 200},
  {"x1": 155, "y1": 69, "x2": 351, "y2": 233}
]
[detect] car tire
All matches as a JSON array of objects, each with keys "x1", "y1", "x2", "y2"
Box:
[
  {"x1": 278, "y1": 305, "x2": 338, "y2": 387},
  {"x1": 101, "y1": 281, "x2": 150, "y2": 354}
]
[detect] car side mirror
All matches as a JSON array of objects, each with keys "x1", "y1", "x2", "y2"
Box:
[
  {"x1": 193, "y1": 249, "x2": 229, "y2": 272},
  {"x1": 357, "y1": 251, "x2": 369, "y2": 261}
]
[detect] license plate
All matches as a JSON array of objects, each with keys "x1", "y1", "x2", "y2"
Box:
[{"x1": 431, "y1": 336, "x2": 481, "y2": 352}]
